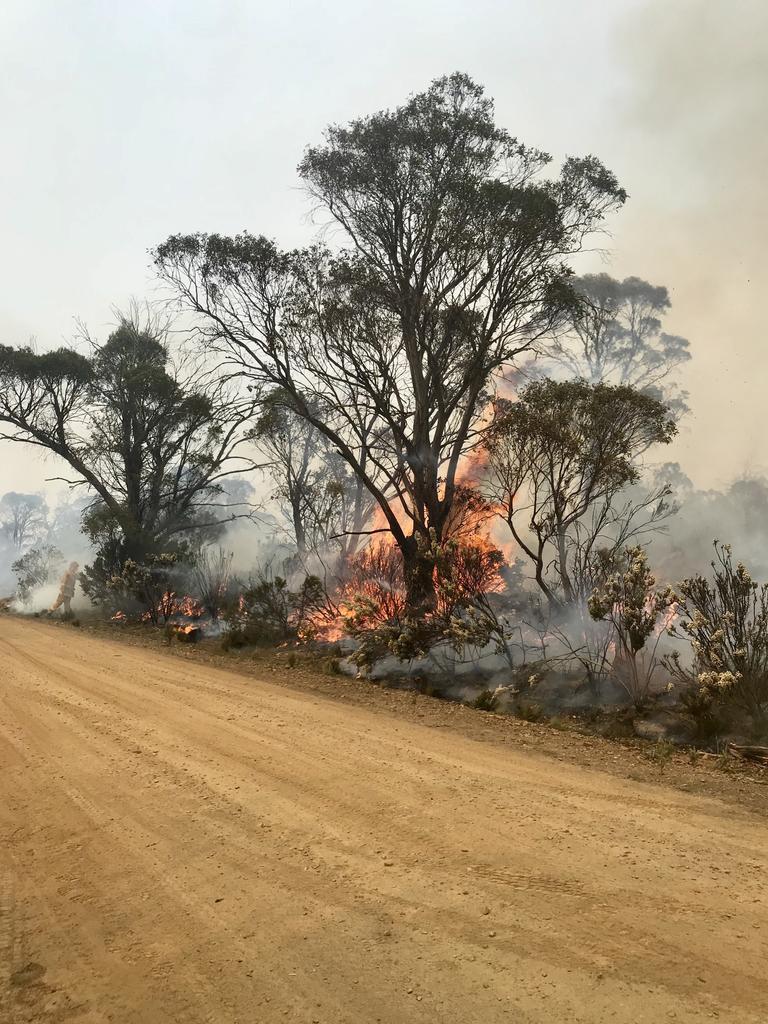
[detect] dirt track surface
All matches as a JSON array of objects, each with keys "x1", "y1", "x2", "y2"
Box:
[{"x1": 1, "y1": 617, "x2": 766, "y2": 1023}]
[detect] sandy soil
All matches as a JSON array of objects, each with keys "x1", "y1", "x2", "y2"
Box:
[{"x1": 1, "y1": 617, "x2": 767, "y2": 1023}]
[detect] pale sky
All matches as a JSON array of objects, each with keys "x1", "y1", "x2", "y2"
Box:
[{"x1": 0, "y1": 0, "x2": 765, "y2": 495}]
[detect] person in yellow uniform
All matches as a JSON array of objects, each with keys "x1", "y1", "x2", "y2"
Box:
[{"x1": 49, "y1": 561, "x2": 79, "y2": 616}]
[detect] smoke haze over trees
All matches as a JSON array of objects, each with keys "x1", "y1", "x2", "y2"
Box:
[
  {"x1": 538, "y1": 273, "x2": 691, "y2": 416},
  {"x1": 1, "y1": 0, "x2": 764, "y2": 494},
  {"x1": 0, "y1": 50, "x2": 766, "y2": 742}
]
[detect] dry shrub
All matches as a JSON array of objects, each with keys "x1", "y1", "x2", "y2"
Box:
[{"x1": 192, "y1": 547, "x2": 234, "y2": 620}]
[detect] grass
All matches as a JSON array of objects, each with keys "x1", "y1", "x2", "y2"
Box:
[{"x1": 643, "y1": 739, "x2": 676, "y2": 769}]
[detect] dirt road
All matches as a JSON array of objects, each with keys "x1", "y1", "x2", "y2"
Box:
[{"x1": 1, "y1": 617, "x2": 766, "y2": 1023}]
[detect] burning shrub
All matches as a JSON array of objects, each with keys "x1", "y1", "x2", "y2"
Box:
[
  {"x1": 341, "y1": 542, "x2": 409, "y2": 628},
  {"x1": 588, "y1": 546, "x2": 676, "y2": 710},
  {"x1": 223, "y1": 569, "x2": 330, "y2": 649},
  {"x1": 342, "y1": 534, "x2": 505, "y2": 669},
  {"x1": 665, "y1": 542, "x2": 768, "y2": 730},
  {"x1": 192, "y1": 546, "x2": 234, "y2": 621},
  {"x1": 107, "y1": 553, "x2": 181, "y2": 624},
  {"x1": 12, "y1": 544, "x2": 64, "y2": 603}
]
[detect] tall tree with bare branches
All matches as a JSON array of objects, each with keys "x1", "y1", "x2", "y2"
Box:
[{"x1": 155, "y1": 72, "x2": 627, "y2": 610}]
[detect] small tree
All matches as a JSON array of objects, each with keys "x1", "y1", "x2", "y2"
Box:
[
  {"x1": 483, "y1": 379, "x2": 676, "y2": 610},
  {"x1": 588, "y1": 546, "x2": 676, "y2": 709},
  {"x1": 12, "y1": 545, "x2": 64, "y2": 603},
  {"x1": 666, "y1": 542, "x2": 768, "y2": 728}
]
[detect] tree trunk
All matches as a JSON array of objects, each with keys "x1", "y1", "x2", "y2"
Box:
[
  {"x1": 292, "y1": 498, "x2": 307, "y2": 555},
  {"x1": 555, "y1": 526, "x2": 574, "y2": 605},
  {"x1": 400, "y1": 535, "x2": 437, "y2": 616}
]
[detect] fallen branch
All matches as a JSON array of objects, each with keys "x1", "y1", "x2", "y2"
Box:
[{"x1": 726, "y1": 743, "x2": 768, "y2": 766}]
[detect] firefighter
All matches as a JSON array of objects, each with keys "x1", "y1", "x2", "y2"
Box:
[{"x1": 49, "y1": 561, "x2": 79, "y2": 616}]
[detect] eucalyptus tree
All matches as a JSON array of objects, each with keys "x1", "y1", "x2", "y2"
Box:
[
  {"x1": 0, "y1": 491, "x2": 48, "y2": 551},
  {"x1": 251, "y1": 390, "x2": 376, "y2": 561},
  {"x1": 0, "y1": 313, "x2": 255, "y2": 576},
  {"x1": 543, "y1": 273, "x2": 691, "y2": 415},
  {"x1": 483, "y1": 379, "x2": 676, "y2": 610},
  {"x1": 155, "y1": 72, "x2": 627, "y2": 610}
]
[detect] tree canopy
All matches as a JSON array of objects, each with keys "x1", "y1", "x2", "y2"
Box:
[
  {"x1": 251, "y1": 390, "x2": 375, "y2": 561},
  {"x1": 0, "y1": 491, "x2": 48, "y2": 551}
]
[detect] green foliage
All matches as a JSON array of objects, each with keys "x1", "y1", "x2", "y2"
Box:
[
  {"x1": 472, "y1": 690, "x2": 499, "y2": 712},
  {"x1": 0, "y1": 312, "x2": 251, "y2": 592},
  {"x1": 484, "y1": 379, "x2": 675, "y2": 610},
  {"x1": 677, "y1": 684, "x2": 723, "y2": 743},
  {"x1": 588, "y1": 546, "x2": 673, "y2": 655},
  {"x1": 489, "y1": 379, "x2": 676, "y2": 498},
  {"x1": 0, "y1": 344, "x2": 93, "y2": 387}
]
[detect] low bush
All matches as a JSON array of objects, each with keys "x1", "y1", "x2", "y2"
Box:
[
  {"x1": 223, "y1": 569, "x2": 330, "y2": 649},
  {"x1": 643, "y1": 739, "x2": 676, "y2": 769},
  {"x1": 588, "y1": 546, "x2": 676, "y2": 710},
  {"x1": 106, "y1": 553, "x2": 180, "y2": 624},
  {"x1": 666, "y1": 542, "x2": 768, "y2": 734},
  {"x1": 472, "y1": 689, "x2": 499, "y2": 712},
  {"x1": 516, "y1": 701, "x2": 545, "y2": 722}
]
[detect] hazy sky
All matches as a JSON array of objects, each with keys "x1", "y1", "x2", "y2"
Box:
[{"x1": 0, "y1": 0, "x2": 765, "y2": 495}]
